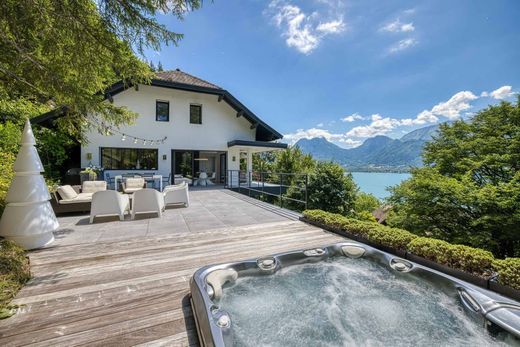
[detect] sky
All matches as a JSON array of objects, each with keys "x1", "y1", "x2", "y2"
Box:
[{"x1": 146, "y1": 0, "x2": 520, "y2": 148}]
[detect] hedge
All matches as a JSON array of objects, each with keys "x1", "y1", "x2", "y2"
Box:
[
  {"x1": 0, "y1": 239, "x2": 31, "y2": 318},
  {"x1": 302, "y1": 209, "x2": 519, "y2": 290},
  {"x1": 407, "y1": 237, "x2": 494, "y2": 276},
  {"x1": 492, "y1": 258, "x2": 520, "y2": 290}
]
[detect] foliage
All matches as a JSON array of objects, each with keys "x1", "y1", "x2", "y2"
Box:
[
  {"x1": 0, "y1": 239, "x2": 31, "y2": 319},
  {"x1": 353, "y1": 210, "x2": 377, "y2": 222},
  {"x1": 354, "y1": 192, "x2": 380, "y2": 213},
  {"x1": 407, "y1": 237, "x2": 494, "y2": 276},
  {"x1": 0, "y1": 0, "x2": 201, "y2": 138},
  {"x1": 0, "y1": 152, "x2": 15, "y2": 216},
  {"x1": 252, "y1": 151, "x2": 277, "y2": 172},
  {"x1": 388, "y1": 98, "x2": 520, "y2": 257},
  {"x1": 305, "y1": 162, "x2": 357, "y2": 215},
  {"x1": 492, "y1": 258, "x2": 520, "y2": 290},
  {"x1": 34, "y1": 126, "x2": 75, "y2": 180},
  {"x1": 272, "y1": 147, "x2": 316, "y2": 177},
  {"x1": 303, "y1": 209, "x2": 417, "y2": 250}
]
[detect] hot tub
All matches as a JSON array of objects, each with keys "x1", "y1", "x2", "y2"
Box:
[{"x1": 190, "y1": 242, "x2": 520, "y2": 346}]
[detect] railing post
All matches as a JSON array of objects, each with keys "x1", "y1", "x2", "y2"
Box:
[
  {"x1": 305, "y1": 173, "x2": 308, "y2": 210},
  {"x1": 280, "y1": 174, "x2": 283, "y2": 208},
  {"x1": 248, "y1": 171, "x2": 251, "y2": 197}
]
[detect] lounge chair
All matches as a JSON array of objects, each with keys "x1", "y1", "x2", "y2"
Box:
[
  {"x1": 51, "y1": 181, "x2": 107, "y2": 214},
  {"x1": 131, "y1": 188, "x2": 165, "y2": 219},
  {"x1": 89, "y1": 190, "x2": 130, "y2": 223},
  {"x1": 163, "y1": 182, "x2": 190, "y2": 207},
  {"x1": 121, "y1": 177, "x2": 145, "y2": 193}
]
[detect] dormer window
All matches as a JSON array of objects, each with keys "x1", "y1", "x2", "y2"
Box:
[
  {"x1": 156, "y1": 100, "x2": 169, "y2": 122},
  {"x1": 190, "y1": 104, "x2": 202, "y2": 124}
]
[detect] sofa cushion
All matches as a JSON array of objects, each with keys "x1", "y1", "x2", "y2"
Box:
[
  {"x1": 125, "y1": 178, "x2": 145, "y2": 189},
  {"x1": 59, "y1": 192, "x2": 93, "y2": 204},
  {"x1": 122, "y1": 187, "x2": 142, "y2": 193},
  {"x1": 57, "y1": 185, "x2": 78, "y2": 200},
  {"x1": 82, "y1": 180, "x2": 107, "y2": 193}
]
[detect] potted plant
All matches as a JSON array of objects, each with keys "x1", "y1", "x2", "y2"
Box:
[{"x1": 80, "y1": 165, "x2": 104, "y2": 183}]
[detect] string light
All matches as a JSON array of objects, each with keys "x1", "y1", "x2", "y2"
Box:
[{"x1": 90, "y1": 117, "x2": 167, "y2": 145}]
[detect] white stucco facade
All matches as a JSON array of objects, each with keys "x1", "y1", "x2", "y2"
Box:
[{"x1": 81, "y1": 84, "x2": 278, "y2": 181}]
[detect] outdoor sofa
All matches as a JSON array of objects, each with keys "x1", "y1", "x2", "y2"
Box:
[{"x1": 51, "y1": 181, "x2": 107, "y2": 214}]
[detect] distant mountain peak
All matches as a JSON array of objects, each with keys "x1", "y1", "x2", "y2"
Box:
[{"x1": 294, "y1": 124, "x2": 438, "y2": 171}]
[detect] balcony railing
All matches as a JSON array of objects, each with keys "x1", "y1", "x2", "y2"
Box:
[{"x1": 226, "y1": 170, "x2": 308, "y2": 211}]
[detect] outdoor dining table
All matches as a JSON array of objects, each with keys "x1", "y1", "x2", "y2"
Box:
[{"x1": 114, "y1": 174, "x2": 163, "y2": 191}]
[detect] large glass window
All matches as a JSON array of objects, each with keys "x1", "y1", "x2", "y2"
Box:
[
  {"x1": 190, "y1": 104, "x2": 202, "y2": 124},
  {"x1": 156, "y1": 100, "x2": 169, "y2": 122},
  {"x1": 100, "y1": 147, "x2": 158, "y2": 170}
]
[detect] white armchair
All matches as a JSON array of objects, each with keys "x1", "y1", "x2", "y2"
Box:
[
  {"x1": 132, "y1": 188, "x2": 165, "y2": 219},
  {"x1": 163, "y1": 182, "x2": 190, "y2": 207},
  {"x1": 122, "y1": 177, "x2": 145, "y2": 193},
  {"x1": 89, "y1": 190, "x2": 130, "y2": 223}
]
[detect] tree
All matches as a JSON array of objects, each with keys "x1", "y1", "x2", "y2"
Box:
[
  {"x1": 388, "y1": 98, "x2": 520, "y2": 257},
  {"x1": 354, "y1": 192, "x2": 380, "y2": 213},
  {"x1": 0, "y1": 0, "x2": 202, "y2": 138},
  {"x1": 157, "y1": 61, "x2": 164, "y2": 72},
  {"x1": 305, "y1": 162, "x2": 357, "y2": 215}
]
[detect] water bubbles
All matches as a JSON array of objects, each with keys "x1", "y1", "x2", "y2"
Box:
[{"x1": 218, "y1": 257, "x2": 512, "y2": 347}]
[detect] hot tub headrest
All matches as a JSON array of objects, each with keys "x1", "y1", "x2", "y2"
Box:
[{"x1": 206, "y1": 269, "x2": 238, "y2": 299}]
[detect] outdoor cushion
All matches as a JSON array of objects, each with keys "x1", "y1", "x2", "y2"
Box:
[
  {"x1": 57, "y1": 185, "x2": 78, "y2": 200},
  {"x1": 82, "y1": 180, "x2": 107, "y2": 193},
  {"x1": 122, "y1": 187, "x2": 142, "y2": 193},
  {"x1": 58, "y1": 192, "x2": 93, "y2": 204},
  {"x1": 125, "y1": 178, "x2": 145, "y2": 189}
]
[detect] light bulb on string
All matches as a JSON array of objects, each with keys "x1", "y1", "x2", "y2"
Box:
[
  {"x1": 134, "y1": 138, "x2": 138, "y2": 144},
  {"x1": 121, "y1": 135, "x2": 126, "y2": 141}
]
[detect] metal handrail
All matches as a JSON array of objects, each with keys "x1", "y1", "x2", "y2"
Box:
[{"x1": 225, "y1": 170, "x2": 308, "y2": 210}]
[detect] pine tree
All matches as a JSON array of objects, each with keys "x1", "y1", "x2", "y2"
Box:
[{"x1": 157, "y1": 61, "x2": 164, "y2": 71}]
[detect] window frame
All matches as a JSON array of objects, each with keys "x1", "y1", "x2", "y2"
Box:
[
  {"x1": 156, "y1": 100, "x2": 170, "y2": 122},
  {"x1": 100, "y1": 147, "x2": 159, "y2": 170},
  {"x1": 189, "y1": 103, "x2": 202, "y2": 125}
]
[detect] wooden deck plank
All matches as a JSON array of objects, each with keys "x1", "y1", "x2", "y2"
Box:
[{"x1": 0, "y1": 214, "x2": 343, "y2": 346}]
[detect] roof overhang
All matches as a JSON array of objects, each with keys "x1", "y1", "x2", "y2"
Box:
[
  {"x1": 227, "y1": 140, "x2": 288, "y2": 153},
  {"x1": 106, "y1": 80, "x2": 283, "y2": 142},
  {"x1": 32, "y1": 79, "x2": 284, "y2": 142}
]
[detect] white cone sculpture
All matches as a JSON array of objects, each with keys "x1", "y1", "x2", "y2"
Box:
[{"x1": 0, "y1": 119, "x2": 58, "y2": 249}]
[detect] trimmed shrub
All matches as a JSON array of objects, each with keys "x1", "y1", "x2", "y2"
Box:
[
  {"x1": 303, "y1": 210, "x2": 417, "y2": 250},
  {"x1": 367, "y1": 226, "x2": 417, "y2": 250},
  {"x1": 408, "y1": 237, "x2": 494, "y2": 276},
  {"x1": 0, "y1": 239, "x2": 31, "y2": 318},
  {"x1": 492, "y1": 258, "x2": 520, "y2": 290}
]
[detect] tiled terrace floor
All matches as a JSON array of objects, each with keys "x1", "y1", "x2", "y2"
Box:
[
  {"x1": 53, "y1": 189, "x2": 295, "y2": 246},
  {"x1": 0, "y1": 188, "x2": 343, "y2": 346}
]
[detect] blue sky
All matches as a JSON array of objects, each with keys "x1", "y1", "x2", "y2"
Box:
[{"x1": 147, "y1": 0, "x2": 520, "y2": 147}]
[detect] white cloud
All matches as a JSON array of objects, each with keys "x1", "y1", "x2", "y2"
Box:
[
  {"x1": 267, "y1": 1, "x2": 345, "y2": 54},
  {"x1": 380, "y1": 19, "x2": 415, "y2": 33},
  {"x1": 341, "y1": 113, "x2": 364, "y2": 122},
  {"x1": 389, "y1": 38, "x2": 418, "y2": 53},
  {"x1": 346, "y1": 116, "x2": 401, "y2": 137},
  {"x1": 283, "y1": 128, "x2": 361, "y2": 148},
  {"x1": 490, "y1": 85, "x2": 513, "y2": 100},
  {"x1": 430, "y1": 91, "x2": 477, "y2": 119},
  {"x1": 316, "y1": 122, "x2": 324, "y2": 127},
  {"x1": 317, "y1": 19, "x2": 346, "y2": 34}
]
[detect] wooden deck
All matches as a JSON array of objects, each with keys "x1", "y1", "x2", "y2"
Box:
[{"x1": 0, "y1": 219, "x2": 343, "y2": 346}]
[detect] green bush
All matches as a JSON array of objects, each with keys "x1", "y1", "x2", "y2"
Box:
[
  {"x1": 0, "y1": 239, "x2": 31, "y2": 318},
  {"x1": 492, "y1": 258, "x2": 520, "y2": 290},
  {"x1": 303, "y1": 210, "x2": 417, "y2": 250},
  {"x1": 407, "y1": 237, "x2": 494, "y2": 276}
]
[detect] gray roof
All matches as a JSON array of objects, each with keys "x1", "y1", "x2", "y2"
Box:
[{"x1": 155, "y1": 70, "x2": 221, "y2": 90}]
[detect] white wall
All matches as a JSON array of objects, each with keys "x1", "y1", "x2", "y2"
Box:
[{"x1": 82, "y1": 84, "x2": 256, "y2": 177}]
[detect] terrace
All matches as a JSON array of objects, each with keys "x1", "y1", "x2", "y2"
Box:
[{"x1": 0, "y1": 188, "x2": 342, "y2": 346}]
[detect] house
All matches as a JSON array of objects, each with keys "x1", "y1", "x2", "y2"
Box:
[{"x1": 35, "y1": 69, "x2": 287, "y2": 185}]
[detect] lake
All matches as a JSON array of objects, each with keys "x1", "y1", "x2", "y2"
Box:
[{"x1": 351, "y1": 172, "x2": 411, "y2": 200}]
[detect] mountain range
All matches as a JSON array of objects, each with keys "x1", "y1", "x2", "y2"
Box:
[{"x1": 295, "y1": 124, "x2": 439, "y2": 172}]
